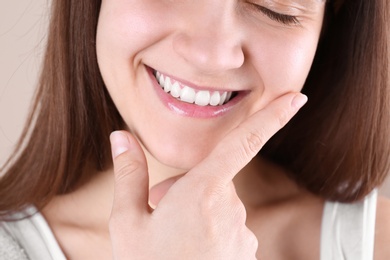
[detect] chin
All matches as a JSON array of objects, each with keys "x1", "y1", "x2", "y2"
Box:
[{"x1": 144, "y1": 140, "x2": 211, "y2": 171}]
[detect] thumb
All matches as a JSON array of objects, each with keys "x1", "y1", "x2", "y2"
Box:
[{"x1": 110, "y1": 131, "x2": 150, "y2": 217}]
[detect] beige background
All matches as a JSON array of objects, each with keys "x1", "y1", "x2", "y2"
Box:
[
  {"x1": 1, "y1": 1, "x2": 389, "y2": 197},
  {"x1": 0, "y1": 0, "x2": 48, "y2": 166}
]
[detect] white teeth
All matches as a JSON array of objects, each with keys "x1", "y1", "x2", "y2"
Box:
[
  {"x1": 209, "y1": 92, "x2": 221, "y2": 106},
  {"x1": 164, "y1": 77, "x2": 172, "y2": 93},
  {"x1": 195, "y1": 91, "x2": 211, "y2": 106},
  {"x1": 159, "y1": 74, "x2": 165, "y2": 86},
  {"x1": 180, "y1": 86, "x2": 196, "y2": 103},
  {"x1": 226, "y1": 92, "x2": 232, "y2": 102},
  {"x1": 155, "y1": 70, "x2": 233, "y2": 106},
  {"x1": 170, "y1": 82, "x2": 181, "y2": 98},
  {"x1": 219, "y1": 92, "x2": 227, "y2": 105}
]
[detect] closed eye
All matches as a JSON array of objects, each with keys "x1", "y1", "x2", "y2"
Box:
[{"x1": 248, "y1": 3, "x2": 301, "y2": 26}]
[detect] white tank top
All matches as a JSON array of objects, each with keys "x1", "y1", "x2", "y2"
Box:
[
  {"x1": 0, "y1": 190, "x2": 378, "y2": 260},
  {"x1": 0, "y1": 207, "x2": 66, "y2": 260},
  {"x1": 320, "y1": 189, "x2": 378, "y2": 260}
]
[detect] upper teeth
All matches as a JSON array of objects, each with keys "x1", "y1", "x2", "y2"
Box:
[{"x1": 155, "y1": 71, "x2": 233, "y2": 106}]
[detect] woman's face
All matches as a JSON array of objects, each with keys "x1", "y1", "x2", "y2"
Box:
[{"x1": 96, "y1": 0, "x2": 325, "y2": 171}]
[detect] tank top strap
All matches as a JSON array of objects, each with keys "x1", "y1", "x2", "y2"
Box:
[
  {"x1": 1, "y1": 206, "x2": 66, "y2": 260},
  {"x1": 320, "y1": 189, "x2": 378, "y2": 260}
]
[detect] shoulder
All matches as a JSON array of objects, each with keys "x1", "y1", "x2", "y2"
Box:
[
  {"x1": 374, "y1": 196, "x2": 390, "y2": 260},
  {"x1": 0, "y1": 222, "x2": 29, "y2": 260}
]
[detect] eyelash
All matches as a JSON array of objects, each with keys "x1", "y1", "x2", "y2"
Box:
[{"x1": 248, "y1": 3, "x2": 300, "y2": 26}]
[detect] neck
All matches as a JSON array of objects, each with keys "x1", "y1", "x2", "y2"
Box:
[
  {"x1": 233, "y1": 156, "x2": 301, "y2": 211},
  {"x1": 42, "y1": 154, "x2": 300, "y2": 235},
  {"x1": 42, "y1": 148, "x2": 189, "y2": 232}
]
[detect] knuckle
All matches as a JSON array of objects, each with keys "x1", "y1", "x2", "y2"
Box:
[
  {"x1": 200, "y1": 188, "x2": 247, "y2": 227},
  {"x1": 276, "y1": 107, "x2": 291, "y2": 128},
  {"x1": 241, "y1": 128, "x2": 267, "y2": 158},
  {"x1": 199, "y1": 185, "x2": 223, "y2": 214},
  {"x1": 197, "y1": 186, "x2": 227, "y2": 227},
  {"x1": 200, "y1": 180, "x2": 225, "y2": 200},
  {"x1": 115, "y1": 159, "x2": 144, "y2": 182}
]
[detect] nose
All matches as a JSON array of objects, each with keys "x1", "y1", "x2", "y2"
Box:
[{"x1": 173, "y1": 7, "x2": 244, "y2": 73}]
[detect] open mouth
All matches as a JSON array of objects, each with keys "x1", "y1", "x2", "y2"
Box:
[{"x1": 152, "y1": 70, "x2": 237, "y2": 107}]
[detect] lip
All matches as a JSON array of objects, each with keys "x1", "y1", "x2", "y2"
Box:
[{"x1": 146, "y1": 66, "x2": 247, "y2": 118}]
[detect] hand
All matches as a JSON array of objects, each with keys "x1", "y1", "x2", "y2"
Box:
[{"x1": 109, "y1": 93, "x2": 307, "y2": 259}]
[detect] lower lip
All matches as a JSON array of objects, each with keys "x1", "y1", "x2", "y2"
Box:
[{"x1": 146, "y1": 67, "x2": 244, "y2": 118}]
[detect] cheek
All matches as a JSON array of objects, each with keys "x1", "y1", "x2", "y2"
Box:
[
  {"x1": 96, "y1": 1, "x2": 172, "y2": 65},
  {"x1": 96, "y1": 1, "x2": 174, "y2": 111},
  {"x1": 248, "y1": 32, "x2": 319, "y2": 97}
]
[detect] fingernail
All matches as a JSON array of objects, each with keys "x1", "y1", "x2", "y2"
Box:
[
  {"x1": 110, "y1": 131, "x2": 130, "y2": 158},
  {"x1": 291, "y1": 94, "x2": 308, "y2": 109}
]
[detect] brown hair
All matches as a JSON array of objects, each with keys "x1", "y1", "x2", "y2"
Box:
[
  {"x1": 262, "y1": 0, "x2": 390, "y2": 201},
  {"x1": 0, "y1": 0, "x2": 123, "y2": 215},
  {"x1": 0, "y1": 0, "x2": 389, "y2": 217}
]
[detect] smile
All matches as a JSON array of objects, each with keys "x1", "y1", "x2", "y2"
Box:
[
  {"x1": 153, "y1": 70, "x2": 236, "y2": 106},
  {"x1": 147, "y1": 66, "x2": 246, "y2": 118}
]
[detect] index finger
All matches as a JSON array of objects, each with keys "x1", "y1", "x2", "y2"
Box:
[{"x1": 187, "y1": 92, "x2": 307, "y2": 187}]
